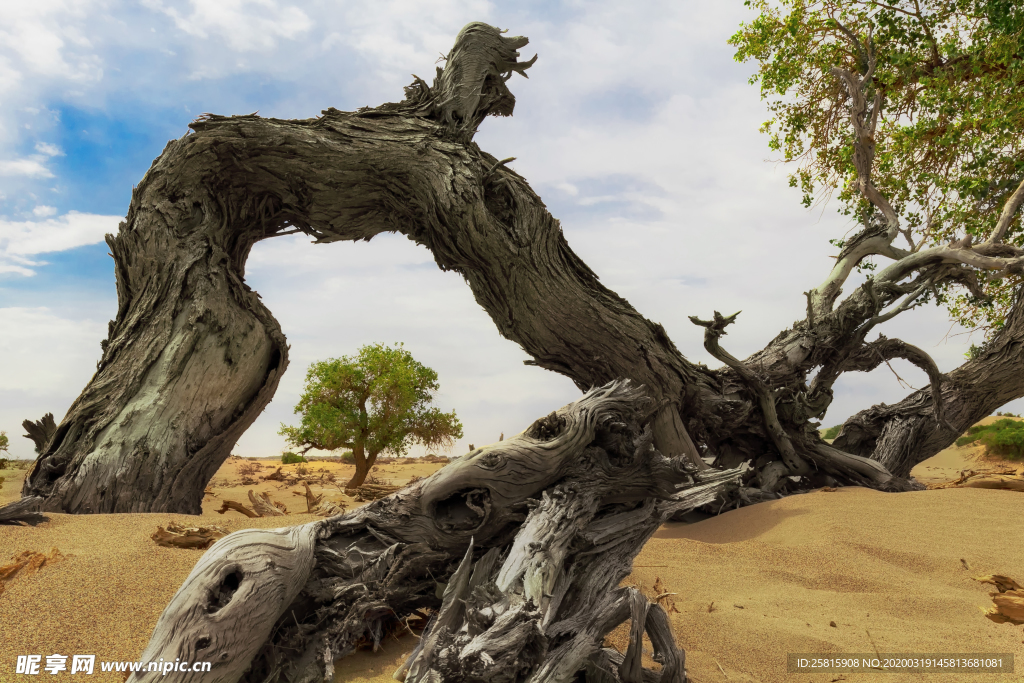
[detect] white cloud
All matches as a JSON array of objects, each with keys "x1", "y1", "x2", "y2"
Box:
[
  {"x1": 0, "y1": 1, "x2": 104, "y2": 85},
  {"x1": 4, "y1": 1, "x2": 1024, "y2": 461},
  {"x1": 34, "y1": 141, "x2": 63, "y2": 156},
  {"x1": 32, "y1": 205, "x2": 57, "y2": 217},
  {"x1": 0, "y1": 211, "x2": 120, "y2": 275},
  {"x1": 142, "y1": 0, "x2": 313, "y2": 52},
  {"x1": 0, "y1": 157, "x2": 55, "y2": 177}
]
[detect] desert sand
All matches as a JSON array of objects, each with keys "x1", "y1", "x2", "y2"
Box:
[{"x1": 0, "y1": 443, "x2": 1022, "y2": 683}]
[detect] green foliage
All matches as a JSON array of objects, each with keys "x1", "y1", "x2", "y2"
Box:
[
  {"x1": 281, "y1": 452, "x2": 308, "y2": 464},
  {"x1": 822, "y1": 424, "x2": 843, "y2": 439},
  {"x1": 279, "y1": 343, "x2": 463, "y2": 465},
  {"x1": 0, "y1": 431, "x2": 8, "y2": 454},
  {"x1": 338, "y1": 451, "x2": 355, "y2": 464},
  {"x1": 965, "y1": 343, "x2": 985, "y2": 360},
  {"x1": 955, "y1": 418, "x2": 1024, "y2": 458},
  {"x1": 731, "y1": 0, "x2": 1024, "y2": 333}
]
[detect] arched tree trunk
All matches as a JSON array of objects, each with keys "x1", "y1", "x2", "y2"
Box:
[
  {"x1": 128, "y1": 381, "x2": 741, "y2": 683},
  {"x1": 11, "y1": 21, "x2": 1024, "y2": 515},
  {"x1": 20, "y1": 184, "x2": 288, "y2": 513},
  {"x1": 21, "y1": 22, "x2": 713, "y2": 514}
]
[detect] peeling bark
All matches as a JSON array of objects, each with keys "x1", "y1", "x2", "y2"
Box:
[{"x1": 127, "y1": 381, "x2": 740, "y2": 683}]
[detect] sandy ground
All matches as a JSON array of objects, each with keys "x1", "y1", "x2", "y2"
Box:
[{"x1": 1, "y1": 441, "x2": 1022, "y2": 682}]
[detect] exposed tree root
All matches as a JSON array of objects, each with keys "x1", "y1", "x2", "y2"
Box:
[{"x1": 128, "y1": 381, "x2": 742, "y2": 683}]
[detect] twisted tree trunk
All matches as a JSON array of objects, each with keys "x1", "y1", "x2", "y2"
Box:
[
  {"x1": 10, "y1": 21, "x2": 1024, "y2": 516},
  {"x1": 834, "y1": 287, "x2": 1024, "y2": 477},
  {"x1": 128, "y1": 381, "x2": 740, "y2": 683},
  {"x1": 20, "y1": 22, "x2": 713, "y2": 514}
]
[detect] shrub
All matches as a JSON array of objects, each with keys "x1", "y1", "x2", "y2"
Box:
[
  {"x1": 821, "y1": 425, "x2": 841, "y2": 440},
  {"x1": 238, "y1": 462, "x2": 260, "y2": 476},
  {"x1": 282, "y1": 452, "x2": 308, "y2": 464},
  {"x1": 0, "y1": 458, "x2": 8, "y2": 470},
  {"x1": 957, "y1": 419, "x2": 1024, "y2": 460},
  {"x1": 338, "y1": 451, "x2": 355, "y2": 464}
]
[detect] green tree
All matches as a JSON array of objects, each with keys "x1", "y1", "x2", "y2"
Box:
[
  {"x1": 0, "y1": 431, "x2": 8, "y2": 454},
  {"x1": 731, "y1": 0, "x2": 1024, "y2": 334},
  {"x1": 279, "y1": 343, "x2": 463, "y2": 489}
]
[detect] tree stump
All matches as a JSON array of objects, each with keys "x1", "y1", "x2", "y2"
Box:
[{"x1": 128, "y1": 381, "x2": 742, "y2": 683}]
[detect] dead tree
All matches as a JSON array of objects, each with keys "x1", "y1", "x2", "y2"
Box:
[
  {"x1": 13, "y1": 21, "x2": 1024, "y2": 514},
  {"x1": 128, "y1": 380, "x2": 741, "y2": 683},
  {"x1": 22, "y1": 413, "x2": 56, "y2": 454}
]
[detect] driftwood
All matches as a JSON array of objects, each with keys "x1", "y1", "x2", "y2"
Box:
[
  {"x1": 0, "y1": 495, "x2": 49, "y2": 526},
  {"x1": 293, "y1": 483, "x2": 350, "y2": 515},
  {"x1": 927, "y1": 466, "x2": 1024, "y2": 492},
  {"x1": 302, "y1": 482, "x2": 323, "y2": 512},
  {"x1": 248, "y1": 489, "x2": 286, "y2": 516},
  {"x1": 217, "y1": 500, "x2": 260, "y2": 518},
  {"x1": 152, "y1": 523, "x2": 229, "y2": 550},
  {"x1": 973, "y1": 575, "x2": 1024, "y2": 626},
  {"x1": 128, "y1": 381, "x2": 742, "y2": 683},
  {"x1": 263, "y1": 467, "x2": 286, "y2": 482}
]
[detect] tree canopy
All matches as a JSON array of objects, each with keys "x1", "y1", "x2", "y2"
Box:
[
  {"x1": 731, "y1": 0, "x2": 1024, "y2": 333},
  {"x1": 279, "y1": 342, "x2": 463, "y2": 488}
]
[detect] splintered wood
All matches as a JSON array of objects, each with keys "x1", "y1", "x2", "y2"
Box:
[
  {"x1": 348, "y1": 482, "x2": 403, "y2": 501},
  {"x1": 129, "y1": 380, "x2": 742, "y2": 683},
  {"x1": 928, "y1": 466, "x2": 1024, "y2": 492},
  {"x1": 974, "y1": 575, "x2": 1024, "y2": 625},
  {"x1": 151, "y1": 523, "x2": 228, "y2": 550}
]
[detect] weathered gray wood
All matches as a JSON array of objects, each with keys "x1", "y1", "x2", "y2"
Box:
[
  {"x1": 129, "y1": 381, "x2": 738, "y2": 683},
  {"x1": 0, "y1": 496, "x2": 48, "y2": 526},
  {"x1": 131, "y1": 524, "x2": 319, "y2": 682},
  {"x1": 247, "y1": 490, "x2": 285, "y2": 516},
  {"x1": 21, "y1": 413, "x2": 56, "y2": 454},
  {"x1": 16, "y1": 19, "x2": 1024, "y2": 516}
]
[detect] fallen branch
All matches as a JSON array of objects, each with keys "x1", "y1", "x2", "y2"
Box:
[
  {"x1": 248, "y1": 490, "x2": 286, "y2": 516},
  {"x1": 973, "y1": 575, "x2": 1024, "y2": 625},
  {"x1": 151, "y1": 523, "x2": 229, "y2": 550},
  {"x1": 263, "y1": 467, "x2": 286, "y2": 482},
  {"x1": 127, "y1": 380, "x2": 742, "y2": 683},
  {"x1": 928, "y1": 466, "x2": 1024, "y2": 492},
  {"x1": 0, "y1": 496, "x2": 49, "y2": 526},
  {"x1": 216, "y1": 500, "x2": 260, "y2": 518}
]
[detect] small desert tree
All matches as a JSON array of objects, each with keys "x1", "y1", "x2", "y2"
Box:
[{"x1": 279, "y1": 343, "x2": 462, "y2": 489}]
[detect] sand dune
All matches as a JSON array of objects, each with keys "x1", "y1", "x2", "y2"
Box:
[{"x1": 1, "y1": 448, "x2": 1021, "y2": 682}]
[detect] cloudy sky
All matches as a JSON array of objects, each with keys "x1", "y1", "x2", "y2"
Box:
[{"x1": 1, "y1": 0, "x2": 1020, "y2": 461}]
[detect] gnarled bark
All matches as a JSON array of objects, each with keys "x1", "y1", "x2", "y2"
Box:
[
  {"x1": 9, "y1": 20, "x2": 1024, "y2": 517},
  {"x1": 835, "y1": 283, "x2": 1024, "y2": 477},
  {"x1": 127, "y1": 381, "x2": 740, "y2": 683}
]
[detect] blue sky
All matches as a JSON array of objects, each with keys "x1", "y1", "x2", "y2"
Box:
[{"x1": 2, "y1": 0, "x2": 1020, "y2": 460}]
